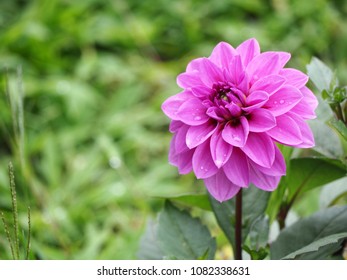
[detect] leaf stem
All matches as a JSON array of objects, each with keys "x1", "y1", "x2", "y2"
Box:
[{"x1": 235, "y1": 189, "x2": 242, "y2": 260}]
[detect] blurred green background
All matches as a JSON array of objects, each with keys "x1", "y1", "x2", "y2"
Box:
[{"x1": 1, "y1": 0, "x2": 347, "y2": 259}]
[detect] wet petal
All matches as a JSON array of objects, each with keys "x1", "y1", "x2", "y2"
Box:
[
  {"x1": 210, "y1": 128, "x2": 233, "y2": 168},
  {"x1": 223, "y1": 148, "x2": 250, "y2": 186},
  {"x1": 192, "y1": 140, "x2": 218, "y2": 179},
  {"x1": 177, "y1": 98, "x2": 209, "y2": 125},
  {"x1": 250, "y1": 75, "x2": 286, "y2": 95},
  {"x1": 241, "y1": 132, "x2": 275, "y2": 168},
  {"x1": 162, "y1": 91, "x2": 193, "y2": 120},
  {"x1": 243, "y1": 90, "x2": 269, "y2": 112},
  {"x1": 236, "y1": 38, "x2": 260, "y2": 67},
  {"x1": 222, "y1": 116, "x2": 249, "y2": 147},
  {"x1": 248, "y1": 108, "x2": 276, "y2": 132},
  {"x1": 204, "y1": 170, "x2": 241, "y2": 202},
  {"x1": 191, "y1": 85, "x2": 212, "y2": 98},
  {"x1": 280, "y1": 68, "x2": 309, "y2": 88},
  {"x1": 226, "y1": 55, "x2": 245, "y2": 85},
  {"x1": 186, "y1": 121, "x2": 217, "y2": 149},
  {"x1": 199, "y1": 58, "x2": 224, "y2": 87},
  {"x1": 267, "y1": 114, "x2": 303, "y2": 145},
  {"x1": 246, "y1": 52, "x2": 281, "y2": 82},
  {"x1": 265, "y1": 85, "x2": 303, "y2": 116}
]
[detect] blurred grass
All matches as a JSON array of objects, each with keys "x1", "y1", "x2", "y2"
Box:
[{"x1": 0, "y1": 0, "x2": 347, "y2": 259}]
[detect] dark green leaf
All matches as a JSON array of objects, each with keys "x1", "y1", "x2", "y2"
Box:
[
  {"x1": 282, "y1": 232, "x2": 347, "y2": 260},
  {"x1": 249, "y1": 216, "x2": 269, "y2": 250},
  {"x1": 137, "y1": 219, "x2": 164, "y2": 260},
  {"x1": 157, "y1": 201, "x2": 216, "y2": 260},
  {"x1": 209, "y1": 187, "x2": 270, "y2": 255},
  {"x1": 329, "y1": 118, "x2": 347, "y2": 141},
  {"x1": 271, "y1": 206, "x2": 347, "y2": 259},
  {"x1": 285, "y1": 158, "x2": 346, "y2": 201},
  {"x1": 320, "y1": 177, "x2": 347, "y2": 208}
]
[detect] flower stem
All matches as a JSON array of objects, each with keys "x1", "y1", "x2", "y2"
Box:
[{"x1": 235, "y1": 188, "x2": 242, "y2": 260}]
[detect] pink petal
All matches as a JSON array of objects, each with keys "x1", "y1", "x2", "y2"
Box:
[
  {"x1": 199, "y1": 58, "x2": 224, "y2": 87},
  {"x1": 246, "y1": 52, "x2": 281, "y2": 82},
  {"x1": 266, "y1": 114, "x2": 303, "y2": 145},
  {"x1": 191, "y1": 85, "x2": 212, "y2": 98},
  {"x1": 222, "y1": 116, "x2": 249, "y2": 147},
  {"x1": 241, "y1": 132, "x2": 275, "y2": 168},
  {"x1": 162, "y1": 91, "x2": 193, "y2": 120},
  {"x1": 175, "y1": 125, "x2": 190, "y2": 153},
  {"x1": 249, "y1": 163, "x2": 281, "y2": 191},
  {"x1": 250, "y1": 75, "x2": 286, "y2": 95},
  {"x1": 169, "y1": 120, "x2": 184, "y2": 133},
  {"x1": 276, "y1": 51, "x2": 291, "y2": 68},
  {"x1": 226, "y1": 55, "x2": 245, "y2": 85},
  {"x1": 186, "y1": 121, "x2": 217, "y2": 149},
  {"x1": 177, "y1": 149, "x2": 194, "y2": 174},
  {"x1": 210, "y1": 128, "x2": 233, "y2": 168},
  {"x1": 250, "y1": 145, "x2": 286, "y2": 176},
  {"x1": 280, "y1": 68, "x2": 309, "y2": 88},
  {"x1": 192, "y1": 140, "x2": 218, "y2": 179},
  {"x1": 243, "y1": 90, "x2": 269, "y2": 112},
  {"x1": 290, "y1": 99, "x2": 317, "y2": 120},
  {"x1": 177, "y1": 72, "x2": 202, "y2": 89},
  {"x1": 209, "y1": 42, "x2": 237, "y2": 69},
  {"x1": 287, "y1": 112, "x2": 315, "y2": 148},
  {"x1": 248, "y1": 108, "x2": 276, "y2": 132},
  {"x1": 177, "y1": 98, "x2": 209, "y2": 125},
  {"x1": 236, "y1": 38, "x2": 260, "y2": 67},
  {"x1": 265, "y1": 85, "x2": 303, "y2": 116},
  {"x1": 168, "y1": 134, "x2": 179, "y2": 166},
  {"x1": 301, "y1": 86, "x2": 318, "y2": 112},
  {"x1": 204, "y1": 170, "x2": 241, "y2": 202},
  {"x1": 223, "y1": 148, "x2": 250, "y2": 186},
  {"x1": 186, "y1": 58, "x2": 203, "y2": 72}
]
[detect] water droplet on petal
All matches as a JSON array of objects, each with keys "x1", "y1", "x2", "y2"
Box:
[
  {"x1": 274, "y1": 101, "x2": 278, "y2": 105},
  {"x1": 194, "y1": 116, "x2": 201, "y2": 121},
  {"x1": 279, "y1": 99, "x2": 285, "y2": 104},
  {"x1": 232, "y1": 134, "x2": 241, "y2": 142},
  {"x1": 200, "y1": 166, "x2": 204, "y2": 170}
]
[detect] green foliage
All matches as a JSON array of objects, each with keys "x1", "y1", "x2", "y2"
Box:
[{"x1": 271, "y1": 206, "x2": 347, "y2": 259}]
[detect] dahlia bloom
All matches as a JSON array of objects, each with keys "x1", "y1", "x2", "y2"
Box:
[{"x1": 162, "y1": 38, "x2": 318, "y2": 202}]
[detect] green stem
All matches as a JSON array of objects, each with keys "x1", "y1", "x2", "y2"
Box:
[{"x1": 235, "y1": 189, "x2": 242, "y2": 260}]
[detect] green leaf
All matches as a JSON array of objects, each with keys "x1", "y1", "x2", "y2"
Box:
[
  {"x1": 157, "y1": 201, "x2": 216, "y2": 260},
  {"x1": 284, "y1": 158, "x2": 346, "y2": 201},
  {"x1": 137, "y1": 218, "x2": 164, "y2": 260},
  {"x1": 319, "y1": 177, "x2": 347, "y2": 208},
  {"x1": 154, "y1": 193, "x2": 211, "y2": 211},
  {"x1": 282, "y1": 232, "x2": 347, "y2": 260},
  {"x1": 271, "y1": 205, "x2": 347, "y2": 259},
  {"x1": 329, "y1": 118, "x2": 347, "y2": 141},
  {"x1": 209, "y1": 186, "x2": 270, "y2": 255},
  {"x1": 248, "y1": 216, "x2": 269, "y2": 250},
  {"x1": 307, "y1": 57, "x2": 336, "y2": 93},
  {"x1": 243, "y1": 245, "x2": 268, "y2": 260}
]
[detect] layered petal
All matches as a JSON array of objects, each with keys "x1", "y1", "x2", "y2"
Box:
[
  {"x1": 249, "y1": 163, "x2": 281, "y2": 191},
  {"x1": 236, "y1": 38, "x2": 260, "y2": 67},
  {"x1": 223, "y1": 148, "x2": 250, "y2": 186},
  {"x1": 246, "y1": 52, "x2": 281, "y2": 82},
  {"x1": 287, "y1": 112, "x2": 315, "y2": 148},
  {"x1": 204, "y1": 170, "x2": 241, "y2": 202},
  {"x1": 250, "y1": 75, "x2": 286, "y2": 95},
  {"x1": 209, "y1": 42, "x2": 237, "y2": 69},
  {"x1": 192, "y1": 140, "x2": 219, "y2": 179},
  {"x1": 222, "y1": 116, "x2": 249, "y2": 147},
  {"x1": 177, "y1": 98, "x2": 209, "y2": 125},
  {"x1": 186, "y1": 120, "x2": 217, "y2": 149},
  {"x1": 248, "y1": 108, "x2": 276, "y2": 132},
  {"x1": 280, "y1": 68, "x2": 309, "y2": 88},
  {"x1": 198, "y1": 58, "x2": 224, "y2": 87},
  {"x1": 162, "y1": 91, "x2": 193, "y2": 120},
  {"x1": 210, "y1": 127, "x2": 233, "y2": 168}
]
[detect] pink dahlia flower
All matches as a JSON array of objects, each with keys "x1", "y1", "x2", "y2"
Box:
[{"x1": 162, "y1": 38, "x2": 318, "y2": 202}]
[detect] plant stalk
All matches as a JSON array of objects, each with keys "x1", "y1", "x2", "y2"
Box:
[{"x1": 235, "y1": 188, "x2": 242, "y2": 260}]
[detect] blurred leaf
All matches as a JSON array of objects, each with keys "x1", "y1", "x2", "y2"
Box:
[
  {"x1": 320, "y1": 177, "x2": 347, "y2": 209},
  {"x1": 243, "y1": 244, "x2": 268, "y2": 260},
  {"x1": 329, "y1": 118, "x2": 347, "y2": 141},
  {"x1": 137, "y1": 218, "x2": 164, "y2": 260},
  {"x1": 209, "y1": 186, "x2": 270, "y2": 255},
  {"x1": 271, "y1": 205, "x2": 347, "y2": 259},
  {"x1": 157, "y1": 201, "x2": 216, "y2": 260},
  {"x1": 248, "y1": 215, "x2": 269, "y2": 250},
  {"x1": 154, "y1": 193, "x2": 211, "y2": 211},
  {"x1": 285, "y1": 158, "x2": 346, "y2": 201},
  {"x1": 282, "y1": 232, "x2": 347, "y2": 260},
  {"x1": 307, "y1": 57, "x2": 336, "y2": 93}
]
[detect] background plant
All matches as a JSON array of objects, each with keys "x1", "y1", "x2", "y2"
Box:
[{"x1": 0, "y1": 0, "x2": 347, "y2": 259}]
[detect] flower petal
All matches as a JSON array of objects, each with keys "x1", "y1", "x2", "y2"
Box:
[
  {"x1": 241, "y1": 132, "x2": 275, "y2": 168},
  {"x1": 249, "y1": 163, "x2": 281, "y2": 191},
  {"x1": 210, "y1": 128, "x2": 233, "y2": 168},
  {"x1": 250, "y1": 145, "x2": 286, "y2": 176},
  {"x1": 248, "y1": 108, "x2": 276, "y2": 132},
  {"x1": 226, "y1": 55, "x2": 245, "y2": 85},
  {"x1": 236, "y1": 38, "x2": 260, "y2": 67},
  {"x1": 186, "y1": 121, "x2": 217, "y2": 149},
  {"x1": 223, "y1": 148, "x2": 250, "y2": 186},
  {"x1": 177, "y1": 72, "x2": 201, "y2": 88},
  {"x1": 246, "y1": 52, "x2": 281, "y2": 82},
  {"x1": 250, "y1": 75, "x2": 286, "y2": 95},
  {"x1": 177, "y1": 98, "x2": 209, "y2": 125},
  {"x1": 265, "y1": 85, "x2": 303, "y2": 116},
  {"x1": 287, "y1": 112, "x2": 315, "y2": 148},
  {"x1": 222, "y1": 116, "x2": 249, "y2": 147},
  {"x1": 209, "y1": 42, "x2": 237, "y2": 69},
  {"x1": 266, "y1": 114, "x2": 303, "y2": 145},
  {"x1": 191, "y1": 85, "x2": 212, "y2": 98},
  {"x1": 177, "y1": 149, "x2": 195, "y2": 174},
  {"x1": 169, "y1": 120, "x2": 184, "y2": 133},
  {"x1": 204, "y1": 170, "x2": 241, "y2": 202},
  {"x1": 192, "y1": 140, "x2": 219, "y2": 179},
  {"x1": 280, "y1": 68, "x2": 309, "y2": 88},
  {"x1": 175, "y1": 125, "x2": 190, "y2": 153},
  {"x1": 199, "y1": 58, "x2": 224, "y2": 87},
  {"x1": 162, "y1": 91, "x2": 193, "y2": 120},
  {"x1": 243, "y1": 90, "x2": 269, "y2": 112}
]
